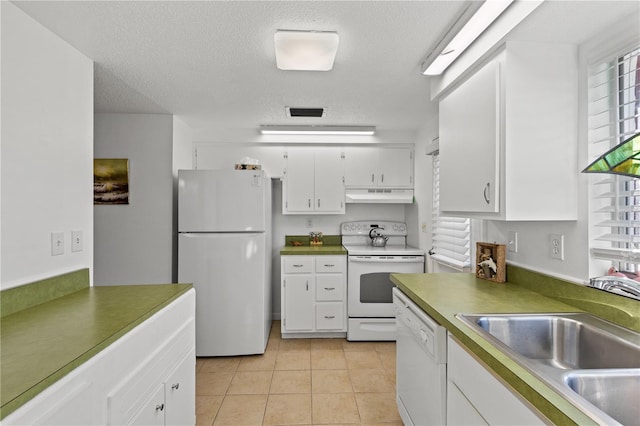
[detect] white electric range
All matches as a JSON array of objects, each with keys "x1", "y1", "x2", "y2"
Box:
[{"x1": 341, "y1": 221, "x2": 425, "y2": 341}]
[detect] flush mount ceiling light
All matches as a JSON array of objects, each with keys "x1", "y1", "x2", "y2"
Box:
[
  {"x1": 421, "y1": 0, "x2": 514, "y2": 76},
  {"x1": 259, "y1": 125, "x2": 375, "y2": 136},
  {"x1": 274, "y1": 30, "x2": 339, "y2": 71}
]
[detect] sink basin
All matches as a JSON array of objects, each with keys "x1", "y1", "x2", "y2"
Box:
[
  {"x1": 564, "y1": 369, "x2": 640, "y2": 425},
  {"x1": 459, "y1": 313, "x2": 640, "y2": 369},
  {"x1": 457, "y1": 312, "x2": 640, "y2": 425}
]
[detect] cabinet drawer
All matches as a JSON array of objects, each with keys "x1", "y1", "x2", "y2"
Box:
[
  {"x1": 283, "y1": 257, "x2": 313, "y2": 273},
  {"x1": 315, "y1": 256, "x2": 345, "y2": 273},
  {"x1": 316, "y1": 303, "x2": 344, "y2": 330},
  {"x1": 316, "y1": 275, "x2": 344, "y2": 301}
]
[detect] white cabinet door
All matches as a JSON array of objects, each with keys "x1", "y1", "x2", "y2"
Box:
[
  {"x1": 284, "y1": 148, "x2": 315, "y2": 212},
  {"x1": 344, "y1": 147, "x2": 378, "y2": 186},
  {"x1": 439, "y1": 60, "x2": 499, "y2": 213},
  {"x1": 165, "y1": 350, "x2": 196, "y2": 426},
  {"x1": 128, "y1": 384, "x2": 165, "y2": 426},
  {"x1": 283, "y1": 148, "x2": 344, "y2": 214},
  {"x1": 283, "y1": 274, "x2": 314, "y2": 331},
  {"x1": 314, "y1": 148, "x2": 345, "y2": 213},
  {"x1": 447, "y1": 335, "x2": 545, "y2": 425},
  {"x1": 378, "y1": 148, "x2": 413, "y2": 187},
  {"x1": 344, "y1": 147, "x2": 414, "y2": 188},
  {"x1": 447, "y1": 380, "x2": 488, "y2": 426}
]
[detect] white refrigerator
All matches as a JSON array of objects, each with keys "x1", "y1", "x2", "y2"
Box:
[{"x1": 178, "y1": 169, "x2": 272, "y2": 356}]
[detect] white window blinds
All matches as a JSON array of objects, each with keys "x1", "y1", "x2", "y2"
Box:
[
  {"x1": 431, "y1": 153, "x2": 472, "y2": 271},
  {"x1": 588, "y1": 47, "x2": 640, "y2": 272}
]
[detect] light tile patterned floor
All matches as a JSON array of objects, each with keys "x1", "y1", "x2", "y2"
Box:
[{"x1": 196, "y1": 321, "x2": 401, "y2": 425}]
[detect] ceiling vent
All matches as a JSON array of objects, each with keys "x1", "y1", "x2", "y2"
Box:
[{"x1": 286, "y1": 107, "x2": 326, "y2": 118}]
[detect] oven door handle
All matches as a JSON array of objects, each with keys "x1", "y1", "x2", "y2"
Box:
[{"x1": 348, "y1": 256, "x2": 424, "y2": 263}]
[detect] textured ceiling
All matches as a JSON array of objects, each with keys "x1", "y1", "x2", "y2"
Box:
[{"x1": 11, "y1": 1, "x2": 640, "y2": 141}]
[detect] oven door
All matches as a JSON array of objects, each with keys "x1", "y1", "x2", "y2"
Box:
[{"x1": 347, "y1": 255, "x2": 424, "y2": 318}]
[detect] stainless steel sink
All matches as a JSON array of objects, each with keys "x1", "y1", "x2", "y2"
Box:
[
  {"x1": 460, "y1": 313, "x2": 640, "y2": 369},
  {"x1": 564, "y1": 369, "x2": 640, "y2": 426},
  {"x1": 456, "y1": 312, "x2": 640, "y2": 425}
]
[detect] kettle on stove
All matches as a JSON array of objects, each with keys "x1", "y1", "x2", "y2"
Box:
[{"x1": 369, "y1": 227, "x2": 389, "y2": 247}]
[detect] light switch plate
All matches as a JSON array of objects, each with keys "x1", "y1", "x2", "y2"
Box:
[
  {"x1": 51, "y1": 232, "x2": 64, "y2": 256},
  {"x1": 71, "y1": 230, "x2": 83, "y2": 252}
]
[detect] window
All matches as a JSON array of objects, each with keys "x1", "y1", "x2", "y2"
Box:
[
  {"x1": 430, "y1": 152, "x2": 472, "y2": 271},
  {"x1": 588, "y1": 46, "x2": 640, "y2": 275}
]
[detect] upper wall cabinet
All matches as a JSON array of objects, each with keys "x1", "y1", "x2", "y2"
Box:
[
  {"x1": 282, "y1": 147, "x2": 345, "y2": 215},
  {"x1": 439, "y1": 41, "x2": 578, "y2": 221},
  {"x1": 344, "y1": 147, "x2": 414, "y2": 188}
]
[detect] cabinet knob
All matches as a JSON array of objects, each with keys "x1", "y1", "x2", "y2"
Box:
[
  {"x1": 483, "y1": 182, "x2": 491, "y2": 204},
  {"x1": 156, "y1": 403, "x2": 165, "y2": 412},
  {"x1": 171, "y1": 383, "x2": 180, "y2": 390}
]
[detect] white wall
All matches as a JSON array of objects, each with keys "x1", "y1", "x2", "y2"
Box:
[
  {"x1": 1, "y1": 3, "x2": 94, "y2": 290},
  {"x1": 172, "y1": 116, "x2": 193, "y2": 281},
  {"x1": 94, "y1": 113, "x2": 174, "y2": 285}
]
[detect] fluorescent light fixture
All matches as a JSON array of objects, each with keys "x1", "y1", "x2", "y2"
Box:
[
  {"x1": 422, "y1": 0, "x2": 513, "y2": 76},
  {"x1": 260, "y1": 125, "x2": 375, "y2": 136},
  {"x1": 274, "y1": 30, "x2": 339, "y2": 71}
]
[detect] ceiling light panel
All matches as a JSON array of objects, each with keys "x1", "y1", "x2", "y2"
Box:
[
  {"x1": 422, "y1": 0, "x2": 513, "y2": 76},
  {"x1": 274, "y1": 30, "x2": 339, "y2": 71},
  {"x1": 260, "y1": 125, "x2": 375, "y2": 136}
]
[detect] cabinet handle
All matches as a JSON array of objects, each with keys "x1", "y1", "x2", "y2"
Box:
[
  {"x1": 156, "y1": 403, "x2": 165, "y2": 412},
  {"x1": 371, "y1": 173, "x2": 375, "y2": 183},
  {"x1": 483, "y1": 182, "x2": 490, "y2": 204},
  {"x1": 324, "y1": 287, "x2": 335, "y2": 291},
  {"x1": 293, "y1": 264, "x2": 304, "y2": 268},
  {"x1": 381, "y1": 173, "x2": 384, "y2": 183},
  {"x1": 324, "y1": 315, "x2": 335, "y2": 319},
  {"x1": 171, "y1": 383, "x2": 180, "y2": 390},
  {"x1": 308, "y1": 199, "x2": 311, "y2": 208},
  {"x1": 306, "y1": 280, "x2": 309, "y2": 291},
  {"x1": 324, "y1": 264, "x2": 335, "y2": 267},
  {"x1": 318, "y1": 199, "x2": 321, "y2": 208}
]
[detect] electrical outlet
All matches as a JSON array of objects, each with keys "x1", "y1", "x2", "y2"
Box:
[
  {"x1": 550, "y1": 234, "x2": 564, "y2": 260},
  {"x1": 51, "y1": 232, "x2": 64, "y2": 256},
  {"x1": 507, "y1": 231, "x2": 518, "y2": 253},
  {"x1": 71, "y1": 230, "x2": 83, "y2": 252},
  {"x1": 421, "y1": 222, "x2": 428, "y2": 233}
]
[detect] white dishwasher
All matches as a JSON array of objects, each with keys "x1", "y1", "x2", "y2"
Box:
[{"x1": 393, "y1": 287, "x2": 447, "y2": 426}]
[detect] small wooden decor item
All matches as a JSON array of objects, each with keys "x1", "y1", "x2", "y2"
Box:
[{"x1": 476, "y1": 242, "x2": 506, "y2": 283}]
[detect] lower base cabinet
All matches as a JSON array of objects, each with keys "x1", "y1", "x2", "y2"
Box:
[
  {"x1": 3, "y1": 290, "x2": 196, "y2": 426},
  {"x1": 447, "y1": 335, "x2": 546, "y2": 425},
  {"x1": 281, "y1": 255, "x2": 346, "y2": 337}
]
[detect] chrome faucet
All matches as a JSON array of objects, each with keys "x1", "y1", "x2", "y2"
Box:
[{"x1": 588, "y1": 276, "x2": 640, "y2": 301}]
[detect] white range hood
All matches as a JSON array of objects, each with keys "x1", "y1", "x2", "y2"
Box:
[{"x1": 345, "y1": 188, "x2": 414, "y2": 204}]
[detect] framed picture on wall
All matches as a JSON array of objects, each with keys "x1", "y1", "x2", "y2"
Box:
[{"x1": 94, "y1": 158, "x2": 129, "y2": 205}]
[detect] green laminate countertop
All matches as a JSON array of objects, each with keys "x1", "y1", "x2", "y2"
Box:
[
  {"x1": 280, "y1": 245, "x2": 348, "y2": 255},
  {"x1": 0, "y1": 283, "x2": 193, "y2": 419},
  {"x1": 390, "y1": 272, "x2": 635, "y2": 426}
]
